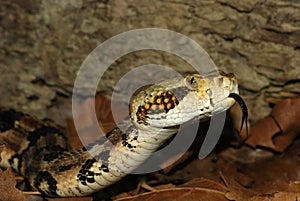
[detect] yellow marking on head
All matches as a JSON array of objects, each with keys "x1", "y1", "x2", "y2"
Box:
[
  {"x1": 149, "y1": 97, "x2": 155, "y2": 103},
  {"x1": 151, "y1": 105, "x2": 157, "y2": 110},
  {"x1": 171, "y1": 96, "x2": 176, "y2": 101},
  {"x1": 198, "y1": 80, "x2": 206, "y2": 89},
  {"x1": 144, "y1": 103, "x2": 150, "y2": 110},
  {"x1": 159, "y1": 104, "x2": 165, "y2": 110}
]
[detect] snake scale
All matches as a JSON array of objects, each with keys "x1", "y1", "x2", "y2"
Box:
[{"x1": 0, "y1": 71, "x2": 247, "y2": 197}]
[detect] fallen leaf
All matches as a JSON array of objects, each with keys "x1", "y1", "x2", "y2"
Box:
[
  {"x1": 220, "y1": 146, "x2": 274, "y2": 164},
  {"x1": 246, "y1": 115, "x2": 280, "y2": 150},
  {"x1": 67, "y1": 94, "x2": 127, "y2": 149},
  {"x1": 179, "y1": 177, "x2": 227, "y2": 193},
  {"x1": 271, "y1": 97, "x2": 300, "y2": 152},
  {"x1": 114, "y1": 178, "x2": 228, "y2": 201},
  {"x1": 160, "y1": 150, "x2": 194, "y2": 174},
  {"x1": 246, "y1": 97, "x2": 300, "y2": 152},
  {"x1": 47, "y1": 196, "x2": 92, "y2": 201},
  {"x1": 225, "y1": 178, "x2": 257, "y2": 200},
  {"x1": 0, "y1": 169, "x2": 26, "y2": 201},
  {"x1": 259, "y1": 192, "x2": 300, "y2": 201}
]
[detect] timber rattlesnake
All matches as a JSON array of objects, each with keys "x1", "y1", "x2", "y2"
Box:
[{"x1": 0, "y1": 71, "x2": 247, "y2": 197}]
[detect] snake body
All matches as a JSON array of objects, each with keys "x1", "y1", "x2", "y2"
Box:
[{"x1": 0, "y1": 72, "x2": 240, "y2": 197}]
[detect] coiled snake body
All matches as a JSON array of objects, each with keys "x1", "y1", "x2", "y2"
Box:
[{"x1": 0, "y1": 72, "x2": 244, "y2": 197}]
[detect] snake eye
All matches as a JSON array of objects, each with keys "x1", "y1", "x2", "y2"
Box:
[
  {"x1": 186, "y1": 75, "x2": 199, "y2": 89},
  {"x1": 190, "y1": 76, "x2": 195, "y2": 85},
  {"x1": 185, "y1": 74, "x2": 202, "y2": 90}
]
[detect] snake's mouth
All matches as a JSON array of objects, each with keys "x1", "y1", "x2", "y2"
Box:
[{"x1": 228, "y1": 93, "x2": 249, "y2": 137}]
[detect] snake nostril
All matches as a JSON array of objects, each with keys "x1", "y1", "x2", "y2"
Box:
[
  {"x1": 206, "y1": 89, "x2": 212, "y2": 97},
  {"x1": 219, "y1": 77, "x2": 223, "y2": 86}
]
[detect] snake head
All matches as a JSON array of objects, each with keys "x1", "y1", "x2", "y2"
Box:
[
  {"x1": 130, "y1": 71, "x2": 239, "y2": 128},
  {"x1": 189, "y1": 71, "x2": 239, "y2": 115}
]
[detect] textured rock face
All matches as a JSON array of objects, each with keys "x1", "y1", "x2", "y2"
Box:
[{"x1": 0, "y1": 0, "x2": 299, "y2": 124}]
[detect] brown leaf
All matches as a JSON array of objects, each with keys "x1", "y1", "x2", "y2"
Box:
[
  {"x1": 261, "y1": 192, "x2": 300, "y2": 201},
  {"x1": 160, "y1": 150, "x2": 194, "y2": 174},
  {"x1": 115, "y1": 187, "x2": 227, "y2": 201},
  {"x1": 252, "y1": 181, "x2": 300, "y2": 196},
  {"x1": 66, "y1": 94, "x2": 127, "y2": 149},
  {"x1": 48, "y1": 196, "x2": 92, "y2": 201},
  {"x1": 229, "y1": 181, "x2": 300, "y2": 201},
  {"x1": 225, "y1": 178, "x2": 257, "y2": 200},
  {"x1": 219, "y1": 146, "x2": 274, "y2": 164},
  {"x1": 114, "y1": 178, "x2": 227, "y2": 201},
  {"x1": 246, "y1": 115, "x2": 280, "y2": 150},
  {"x1": 216, "y1": 153, "x2": 255, "y2": 187},
  {"x1": 246, "y1": 97, "x2": 300, "y2": 152},
  {"x1": 0, "y1": 169, "x2": 26, "y2": 201},
  {"x1": 218, "y1": 139, "x2": 300, "y2": 198},
  {"x1": 179, "y1": 177, "x2": 227, "y2": 193},
  {"x1": 271, "y1": 97, "x2": 300, "y2": 151},
  {"x1": 248, "y1": 139, "x2": 300, "y2": 182}
]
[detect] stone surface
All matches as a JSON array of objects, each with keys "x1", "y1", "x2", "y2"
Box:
[{"x1": 0, "y1": 0, "x2": 299, "y2": 125}]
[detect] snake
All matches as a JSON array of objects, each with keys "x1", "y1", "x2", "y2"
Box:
[{"x1": 0, "y1": 71, "x2": 247, "y2": 197}]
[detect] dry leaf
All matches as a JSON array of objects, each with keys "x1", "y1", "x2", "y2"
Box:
[
  {"x1": 115, "y1": 178, "x2": 228, "y2": 201},
  {"x1": 246, "y1": 97, "x2": 300, "y2": 152},
  {"x1": 246, "y1": 115, "x2": 280, "y2": 150},
  {"x1": 67, "y1": 94, "x2": 127, "y2": 149},
  {"x1": 160, "y1": 150, "x2": 194, "y2": 174},
  {"x1": 271, "y1": 97, "x2": 300, "y2": 151},
  {"x1": 47, "y1": 196, "x2": 92, "y2": 201},
  {"x1": 220, "y1": 146, "x2": 274, "y2": 164},
  {"x1": 0, "y1": 169, "x2": 26, "y2": 201},
  {"x1": 259, "y1": 192, "x2": 300, "y2": 201},
  {"x1": 225, "y1": 178, "x2": 257, "y2": 200},
  {"x1": 179, "y1": 177, "x2": 227, "y2": 193},
  {"x1": 227, "y1": 180, "x2": 300, "y2": 201}
]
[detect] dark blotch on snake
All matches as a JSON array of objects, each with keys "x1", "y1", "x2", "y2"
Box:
[
  {"x1": 78, "y1": 158, "x2": 97, "y2": 185},
  {"x1": 121, "y1": 134, "x2": 136, "y2": 150},
  {"x1": 41, "y1": 145, "x2": 67, "y2": 162},
  {"x1": 15, "y1": 126, "x2": 67, "y2": 173},
  {"x1": 58, "y1": 164, "x2": 74, "y2": 172},
  {"x1": 34, "y1": 171, "x2": 58, "y2": 197},
  {"x1": 101, "y1": 164, "x2": 109, "y2": 173},
  {"x1": 0, "y1": 108, "x2": 24, "y2": 132}
]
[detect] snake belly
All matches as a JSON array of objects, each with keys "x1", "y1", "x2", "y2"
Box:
[{"x1": 0, "y1": 71, "x2": 239, "y2": 197}]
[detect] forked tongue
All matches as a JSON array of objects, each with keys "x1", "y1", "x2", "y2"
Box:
[{"x1": 229, "y1": 93, "x2": 249, "y2": 140}]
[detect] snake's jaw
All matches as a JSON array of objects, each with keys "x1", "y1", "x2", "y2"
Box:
[
  {"x1": 205, "y1": 72, "x2": 239, "y2": 115},
  {"x1": 184, "y1": 72, "x2": 238, "y2": 121}
]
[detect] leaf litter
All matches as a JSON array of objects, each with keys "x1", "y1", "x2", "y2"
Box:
[{"x1": 1, "y1": 95, "x2": 300, "y2": 200}]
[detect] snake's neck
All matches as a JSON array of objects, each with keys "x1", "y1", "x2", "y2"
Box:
[
  {"x1": 89, "y1": 121, "x2": 179, "y2": 157},
  {"x1": 84, "y1": 122, "x2": 179, "y2": 174},
  {"x1": 127, "y1": 124, "x2": 179, "y2": 152}
]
